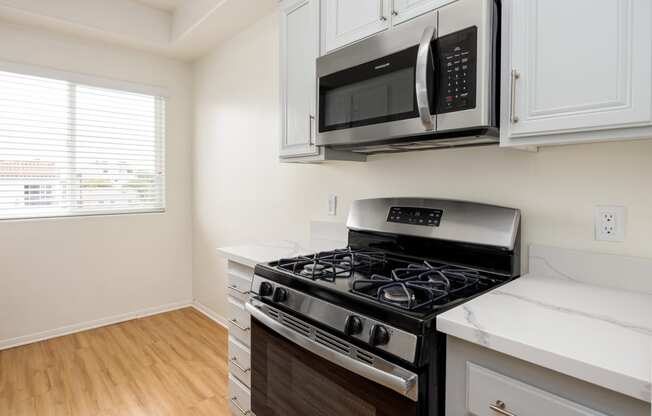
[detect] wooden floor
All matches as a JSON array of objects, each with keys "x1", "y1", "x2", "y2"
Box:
[{"x1": 0, "y1": 308, "x2": 231, "y2": 416}]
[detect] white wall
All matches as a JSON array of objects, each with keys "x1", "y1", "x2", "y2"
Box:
[
  {"x1": 0, "y1": 21, "x2": 194, "y2": 348},
  {"x1": 193, "y1": 13, "x2": 652, "y2": 319}
]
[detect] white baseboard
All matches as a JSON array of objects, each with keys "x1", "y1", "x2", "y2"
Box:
[
  {"x1": 192, "y1": 300, "x2": 228, "y2": 329},
  {"x1": 0, "y1": 300, "x2": 193, "y2": 351}
]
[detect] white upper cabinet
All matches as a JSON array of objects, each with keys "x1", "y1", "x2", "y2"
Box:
[
  {"x1": 279, "y1": 0, "x2": 366, "y2": 162},
  {"x1": 501, "y1": 0, "x2": 652, "y2": 147},
  {"x1": 280, "y1": 0, "x2": 320, "y2": 158},
  {"x1": 321, "y1": 0, "x2": 390, "y2": 54},
  {"x1": 390, "y1": 0, "x2": 455, "y2": 25}
]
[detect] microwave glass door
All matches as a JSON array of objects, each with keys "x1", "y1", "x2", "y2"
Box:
[
  {"x1": 250, "y1": 318, "x2": 419, "y2": 416},
  {"x1": 319, "y1": 45, "x2": 433, "y2": 133}
]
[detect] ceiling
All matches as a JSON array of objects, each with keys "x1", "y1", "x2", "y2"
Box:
[
  {"x1": 0, "y1": 0, "x2": 278, "y2": 61},
  {"x1": 133, "y1": 0, "x2": 184, "y2": 12}
]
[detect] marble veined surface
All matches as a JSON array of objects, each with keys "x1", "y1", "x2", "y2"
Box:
[
  {"x1": 437, "y1": 244, "x2": 652, "y2": 403},
  {"x1": 216, "y1": 221, "x2": 347, "y2": 268}
]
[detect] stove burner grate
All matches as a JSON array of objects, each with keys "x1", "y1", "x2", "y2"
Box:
[
  {"x1": 277, "y1": 248, "x2": 386, "y2": 282},
  {"x1": 352, "y1": 261, "x2": 483, "y2": 311}
]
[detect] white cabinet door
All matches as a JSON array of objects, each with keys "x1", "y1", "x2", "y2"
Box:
[
  {"x1": 390, "y1": 0, "x2": 454, "y2": 25},
  {"x1": 501, "y1": 0, "x2": 652, "y2": 146},
  {"x1": 321, "y1": 0, "x2": 390, "y2": 54},
  {"x1": 280, "y1": 0, "x2": 320, "y2": 158},
  {"x1": 467, "y1": 363, "x2": 608, "y2": 416}
]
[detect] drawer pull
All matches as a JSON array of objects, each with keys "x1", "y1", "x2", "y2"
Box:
[
  {"x1": 228, "y1": 284, "x2": 250, "y2": 295},
  {"x1": 230, "y1": 397, "x2": 252, "y2": 415},
  {"x1": 490, "y1": 400, "x2": 517, "y2": 416},
  {"x1": 229, "y1": 319, "x2": 250, "y2": 331},
  {"x1": 230, "y1": 357, "x2": 251, "y2": 373}
]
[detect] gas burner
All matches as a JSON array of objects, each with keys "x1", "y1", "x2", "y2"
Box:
[
  {"x1": 351, "y1": 262, "x2": 483, "y2": 311},
  {"x1": 381, "y1": 285, "x2": 415, "y2": 303},
  {"x1": 302, "y1": 263, "x2": 326, "y2": 275},
  {"x1": 339, "y1": 255, "x2": 361, "y2": 267},
  {"x1": 277, "y1": 248, "x2": 386, "y2": 282}
]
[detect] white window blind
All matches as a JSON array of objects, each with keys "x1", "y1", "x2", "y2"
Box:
[{"x1": 0, "y1": 68, "x2": 166, "y2": 220}]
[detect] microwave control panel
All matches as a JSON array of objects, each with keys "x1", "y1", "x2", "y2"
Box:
[
  {"x1": 387, "y1": 206, "x2": 443, "y2": 227},
  {"x1": 436, "y1": 26, "x2": 478, "y2": 114}
]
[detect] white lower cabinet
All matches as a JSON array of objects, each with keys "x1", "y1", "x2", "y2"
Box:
[
  {"x1": 229, "y1": 374, "x2": 252, "y2": 416},
  {"x1": 228, "y1": 272, "x2": 252, "y2": 303},
  {"x1": 225, "y1": 260, "x2": 254, "y2": 415},
  {"x1": 227, "y1": 297, "x2": 251, "y2": 346},
  {"x1": 229, "y1": 336, "x2": 251, "y2": 387},
  {"x1": 446, "y1": 337, "x2": 650, "y2": 416},
  {"x1": 467, "y1": 363, "x2": 607, "y2": 416}
]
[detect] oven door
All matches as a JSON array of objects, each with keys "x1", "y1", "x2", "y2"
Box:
[{"x1": 246, "y1": 300, "x2": 420, "y2": 416}]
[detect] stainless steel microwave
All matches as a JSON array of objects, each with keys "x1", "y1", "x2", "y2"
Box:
[{"x1": 316, "y1": 0, "x2": 500, "y2": 154}]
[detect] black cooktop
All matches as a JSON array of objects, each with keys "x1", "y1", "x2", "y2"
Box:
[{"x1": 254, "y1": 246, "x2": 514, "y2": 333}]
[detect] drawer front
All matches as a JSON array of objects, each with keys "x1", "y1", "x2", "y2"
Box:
[
  {"x1": 227, "y1": 297, "x2": 251, "y2": 346},
  {"x1": 227, "y1": 261, "x2": 254, "y2": 281},
  {"x1": 467, "y1": 363, "x2": 608, "y2": 416},
  {"x1": 227, "y1": 273, "x2": 252, "y2": 303},
  {"x1": 228, "y1": 336, "x2": 251, "y2": 387},
  {"x1": 229, "y1": 374, "x2": 251, "y2": 415}
]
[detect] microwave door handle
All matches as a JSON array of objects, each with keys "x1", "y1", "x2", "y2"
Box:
[
  {"x1": 246, "y1": 301, "x2": 419, "y2": 401},
  {"x1": 415, "y1": 25, "x2": 436, "y2": 131}
]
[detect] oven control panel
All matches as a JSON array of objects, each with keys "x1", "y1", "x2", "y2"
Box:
[
  {"x1": 387, "y1": 206, "x2": 443, "y2": 227},
  {"x1": 250, "y1": 276, "x2": 419, "y2": 364},
  {"x1": 436, "y1": 26, "x2": 477, "y2": 114}
]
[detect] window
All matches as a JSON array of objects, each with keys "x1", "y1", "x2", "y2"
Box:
[{"x1": 0, "y1": 66, "x2": 166, "y2": 220}]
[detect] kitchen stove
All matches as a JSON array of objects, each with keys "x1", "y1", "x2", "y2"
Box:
[
  {"x1": 274, "y1": 247, "x2": 507, "y2": 312},
  {"x1": 247, "y1": 198, "x2": 521, "y2": 416}
]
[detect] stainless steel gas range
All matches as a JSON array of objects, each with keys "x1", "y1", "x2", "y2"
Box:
[{"x1": 246, "y1": 198, "x2": 521, "y2": 416}]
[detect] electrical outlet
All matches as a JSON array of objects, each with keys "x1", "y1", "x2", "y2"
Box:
[
  {"x1": 328, "y1": 194, "x2": 337, "y2": 216},
  {"x1": 594, "y1": 206, "x2": 626, "y2": 242}
]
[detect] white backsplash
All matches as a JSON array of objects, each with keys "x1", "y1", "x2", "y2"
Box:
[
  {"x1": 310, "y1": 221, "x2": 348, "y2": 250},
  {"x1": 529, "y1": 245, "x2": 652, "y2": 294}
]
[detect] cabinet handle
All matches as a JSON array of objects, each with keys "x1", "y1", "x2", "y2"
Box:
[
  {"x1": 229, "y1": 319, "x2": 250, "y2": 331},
  {"x1": 230, "y1": 357, "x2": 251, "y2": 372},
  {"x1": 489, "y1": 400, "x2": 517, "y2": 416},
  {"x1": 308, "y1": 115, "x2": 315, "y2": 145},
  {"x1": 230, "y1": 397, "x2": 252, "y2": 415},
  {"x1": 510, "y1": 69, "x2": 520, "y2": 123},
  {"x1": 228, "y1": 284, "x2": 250, "y2": 295},
  {"x1": 379, "y1": 0, "x2": 387, "y2": 21}
]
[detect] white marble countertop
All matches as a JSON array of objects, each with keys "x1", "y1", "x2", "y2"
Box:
[
  {"x1": 216, "y1": 222, "x2": 348, "y2": 268},
  {"x1": 216, "y1": 240, "x2": 318, "y2": 268},
  {"x1": 437, "y1": 245, "x2": 652, "y2": 403}
]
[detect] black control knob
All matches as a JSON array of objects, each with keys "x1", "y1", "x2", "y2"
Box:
[
  {"x1": 369, "y1": 325, "x2": 390, "y2": 347},
  {"x1": 272, "y1": 287, "x2": 288, "y2": 303},
  {"x1": 258, "y1": 282, "x2": 274, "y2": 297},
  {"x1": 344, "y1": 315, "x2": 363, "y2": 336}
]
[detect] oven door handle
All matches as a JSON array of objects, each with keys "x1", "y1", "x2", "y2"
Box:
[
  {"x1": 415, "y1": 24, "x2": 436, "y2": 131},
  {"x1": 246, "y1": 301, "x2": 419, "y2": 401}
]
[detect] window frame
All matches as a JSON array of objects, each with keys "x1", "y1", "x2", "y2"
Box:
[{"x1": 0, "y1": 61, "x2": 168, "y2": 221}]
